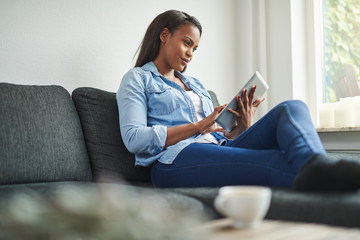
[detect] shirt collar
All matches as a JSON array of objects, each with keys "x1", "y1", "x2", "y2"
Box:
[{"x1": 141, "y1": 61, "x2": 161, "y2": 76}]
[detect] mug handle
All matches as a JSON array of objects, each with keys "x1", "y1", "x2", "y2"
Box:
[{"x1": 214, "y1": 195, "x2": 229, "y2": 216}]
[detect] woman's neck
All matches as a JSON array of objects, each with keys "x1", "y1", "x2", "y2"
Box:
[
  {"x1": 153, "y1": 58, "x2": 190, "y2": 91},
  {"x1": 153, "y1": 58, "x2": 175, "y2": 80}
]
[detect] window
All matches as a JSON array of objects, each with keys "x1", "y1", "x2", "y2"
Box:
[{"x1": 319, "y1": 0, "x2": 360, "y2": 129}]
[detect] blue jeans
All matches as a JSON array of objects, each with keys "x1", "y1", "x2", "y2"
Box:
[{"x1": 151, "y1": 100, "x2": 327, "y2": 188}]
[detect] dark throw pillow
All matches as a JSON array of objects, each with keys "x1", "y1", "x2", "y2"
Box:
[
  {"x1": 0, "y1": 83, "x2": 92, "y2": 184},
  {"x1": 72, "y1": 87, "x2": 151, "y2": 183}
]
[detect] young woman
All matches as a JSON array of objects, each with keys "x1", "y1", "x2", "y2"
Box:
[{"x1": 117, "y1": 10, "x2": 360, "y2": 191}]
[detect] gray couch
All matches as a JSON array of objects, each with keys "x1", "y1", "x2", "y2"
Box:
[{"x1": 1, "y1": 83, "x2": 360, "y2": 228}]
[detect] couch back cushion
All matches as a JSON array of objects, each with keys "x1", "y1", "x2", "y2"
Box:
[
  {"x1": 72, "y1": 87, "x2": 151, "y2": 183},
  {"x1": 0, "y1": 83, "x2": 92, "y2": 184}
]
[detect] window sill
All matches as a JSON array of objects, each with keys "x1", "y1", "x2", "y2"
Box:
[
  {"x1": 316, "y1": 127, "x2": 360, "y2": 133},
  {"x1": 317, "y1": 128, "x2": 360, "y2": 151}
]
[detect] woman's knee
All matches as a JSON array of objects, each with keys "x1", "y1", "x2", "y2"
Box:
[
  {"x1": 267, "y1": 100, "x2": 310, "y2": 122},
  {"x1": 275, "y1": 100, "x2": 309, "y2": 112}
]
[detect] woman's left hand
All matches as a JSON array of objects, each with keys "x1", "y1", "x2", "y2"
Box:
[{"x1": 225, "y1": 85, "x2": 264, "y2": 139}]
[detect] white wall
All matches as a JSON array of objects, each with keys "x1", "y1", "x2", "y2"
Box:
[
  {"x1": 0, "y1": 0, "x2": 237, "y2": 104},
  {"x1": 1, "y1": 0, "x2": 317, "y2": 121}
]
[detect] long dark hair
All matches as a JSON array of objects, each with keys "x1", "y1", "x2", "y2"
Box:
[{"x1": 135, "y1": 10, "x2": 202, "y2": 68}]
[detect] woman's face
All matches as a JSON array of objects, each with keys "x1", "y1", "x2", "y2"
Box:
[{"x1": 161, "y1": 24, "x2": 201, "y2": 72}]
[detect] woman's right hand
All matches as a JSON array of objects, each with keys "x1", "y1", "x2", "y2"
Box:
[
  {"x1": 165, "y1": 104, "x2": 226, "y2": 148},
  {"x1": 195, "y1": 104, "x2": 227, "y2": 134},
  {"x1": 225, "y1": 86, "x2": 264, "y2": 139}
]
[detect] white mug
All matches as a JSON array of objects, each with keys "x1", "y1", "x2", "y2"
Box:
[{"x1": 214, "y1": 186, "x2": 271, "y2": 228}]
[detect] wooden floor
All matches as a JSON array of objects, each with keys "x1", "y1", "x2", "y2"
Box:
[{"x1": 198, "y1": 218, "x2": 360, "y2": 240}]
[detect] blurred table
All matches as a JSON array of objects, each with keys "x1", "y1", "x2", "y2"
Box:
[{"x1": 199, "y1": 218, "x2": 360, "y2": 240}]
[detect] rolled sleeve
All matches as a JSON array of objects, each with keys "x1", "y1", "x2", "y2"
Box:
[
  {"x1": 122, "y1": 124, "x2": 167, "y2": 156},
  {"x1": 151, "y1": 125, "x2": 167, "y2": 154}
]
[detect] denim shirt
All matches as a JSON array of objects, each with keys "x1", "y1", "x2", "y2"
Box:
[{"x1": 116, "y1": 61, "x2": 226, "y2": 167}]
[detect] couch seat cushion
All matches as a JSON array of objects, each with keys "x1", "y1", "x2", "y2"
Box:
[
  {"x1": 0, "y1": 182, "x2": 209, "y2": 219},
  {"x1": 168, "y1": 184, "x2": 360, "y2": 228}
]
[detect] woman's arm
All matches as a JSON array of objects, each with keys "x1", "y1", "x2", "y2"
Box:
[
  {"x1": 118, "y1": 70, "x2": 226, "y2": 155},
  {"x1": 165, "y1": 104, "x2": 226, "y2": 148},
  {"x1": 117, "y1": 70, "x2": 168, "y2": 155}
]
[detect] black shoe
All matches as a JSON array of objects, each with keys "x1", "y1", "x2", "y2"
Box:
[{"x1": 293, "y1": 154, "x2": 360, "y2": 192}]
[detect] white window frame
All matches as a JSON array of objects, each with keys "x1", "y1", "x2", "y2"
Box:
[
  {"x1": 304, "y1": 0, "x2": 323, "y2": 126},
  {"x1": 234, "y1": 0, "x2": 360, "y2": 151},
  {"x1": 305, "y1": 0, "x2": 360, "y2": 151}
]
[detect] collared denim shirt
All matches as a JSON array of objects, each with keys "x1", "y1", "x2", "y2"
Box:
[{"x1": 116, "y1": 61, "x2": 227, "y2": 167}]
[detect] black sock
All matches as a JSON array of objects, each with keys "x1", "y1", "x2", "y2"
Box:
[{"x1": 293, "y1": 154, "x2": 360, "y2": 192}]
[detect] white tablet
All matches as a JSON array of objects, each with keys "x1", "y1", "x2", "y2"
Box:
[{"x1": 215, "y1": 71, "x2": 269, "y2": 132}]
